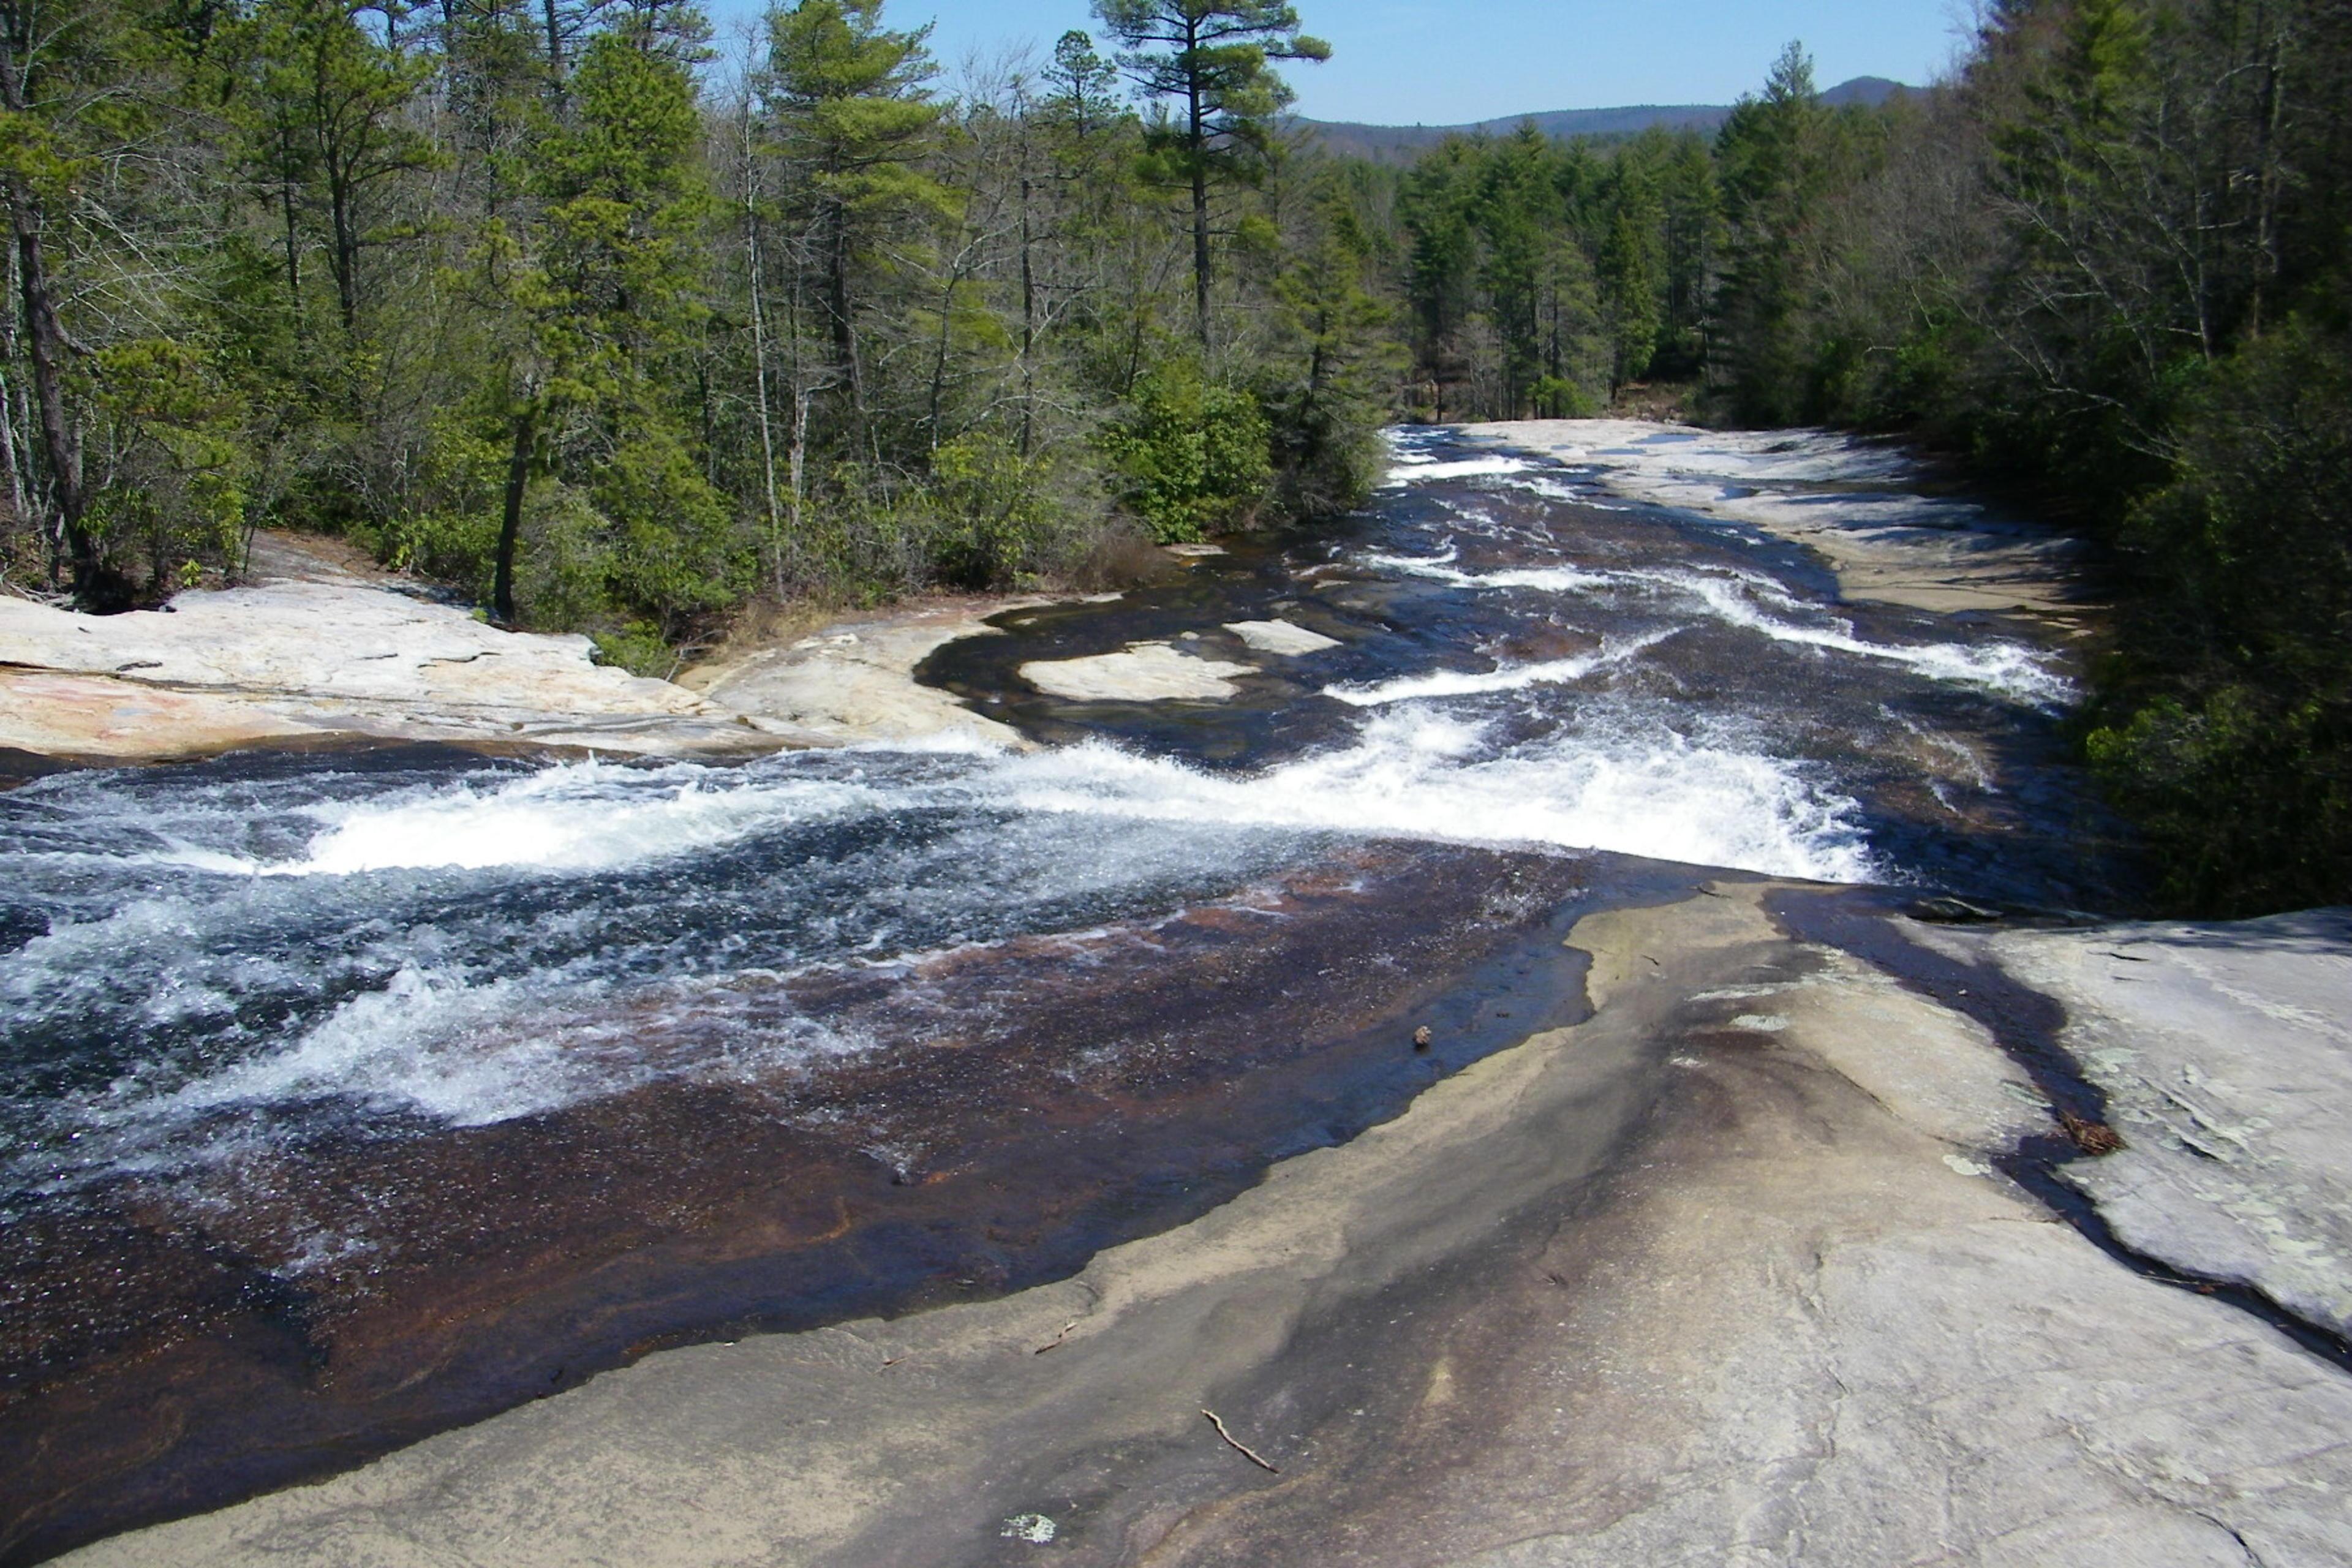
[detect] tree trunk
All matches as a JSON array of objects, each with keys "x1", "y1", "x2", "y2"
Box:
[
  {"x1": 493, "y1": 407, "x2": 533, "y2": 625},
  {"x1": 279, "y1": 117, "x2": 304, "y2": 305},
  {"x1": 746, "y1": 195, "x2": 782, "y2": 566},
  {"x1": 1188, "y1": 70, "x2": 1212, "y2": 350},
  {"x1": 2246, "y1": 1, "x2": 2287, "y2": 337},
  {"x1": 0, "y1": 364, "x2": 26, "y2": 536},
  {"x1": 12, "y1": 214, "x2": 91, "y2": 598},
  {"x1": 0, "y1": 17, "x2": 94, "y2": 601},
  {"x1": 541, "y1": 0, "x2": 564, "y2": 86},
  {"x1": 328, "y1": 167, "x2": 360, "y2": 333},
  {"x1": 826, "y1": 206, "x2": 863, "y2": 436},
  {"x1": 1019, "y1": 161, "x2": 1036, "y2": 457}
]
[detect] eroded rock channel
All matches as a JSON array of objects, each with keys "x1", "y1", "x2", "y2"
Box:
[{"x1": 6, "y1": 424, "x2": 2345, "y2": 1567}]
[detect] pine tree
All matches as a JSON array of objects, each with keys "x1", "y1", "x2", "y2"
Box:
[
  {"x1": 1599, "y1": 154, "x2": 1665, "y2": 388},
  {"x1": 1264, "y1": 177, "x2": 1395, "y2": 514},
  {"x1": 761, "y1": 0, "x2": 951, "y2": 450},
  {"x1": 1090, "y1": 0, "x2": 1328, "y2": 349},
  {"x1": 489, "y1": 4, "x2": 729, "y2": 628},
  {"x1": 1712, "y1": 40, "x2": 1829, "y2": 423},
  {"x1": 241, "y1": 0, "x2": 435, "y2": 336}
]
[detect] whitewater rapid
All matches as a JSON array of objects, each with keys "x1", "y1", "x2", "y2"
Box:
[{"x1": 2, "y1": 427, "x2": 2098, "y2": 1214}]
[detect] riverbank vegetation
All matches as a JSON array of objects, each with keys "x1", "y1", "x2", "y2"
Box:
[
  {"x1": 1359, "y1": 2, "x2": 2350, "y2": 913},
  {"x1": 0, "y1": 0, "x2": 1390, "y2": 641},
  {"x1": 1, "y1": 0, "x2": 2341, "y2": 913}
]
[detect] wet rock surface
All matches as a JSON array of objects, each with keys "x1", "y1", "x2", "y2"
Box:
[
  {"x1": 13, "y1": 424, "x2": 2345, "y2": 1566},
  {"x1": 1, "y1": 834, "x2": 1643, "y2": 1566},
  {"x1": 57, "y1": 887, "x2": 2350, "y2": 1568},
  {"x1": 1468, "y1": 418, "x2": 2098, "y2": 620}
]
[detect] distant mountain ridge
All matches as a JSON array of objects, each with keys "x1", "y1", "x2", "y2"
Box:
[{"x1": 1299, "y1": 77, "x2": 1911, "y2": 163}]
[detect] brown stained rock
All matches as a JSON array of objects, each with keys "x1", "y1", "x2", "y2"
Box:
[
  {"x1": 0, "y1": 669, "x2": 324, "y2": 759},
  {"x1": 53, "y1": 886, "x2": 2352, "y2": 1568}
]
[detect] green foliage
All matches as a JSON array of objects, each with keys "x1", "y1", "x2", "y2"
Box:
[
  {"x1": 764, "y1": 0, "x2": 952, "y2": 446},
  {"x1": 1093, "y1": 0, "x2": 1330, "y2": 172},
  {"x1": 84, "y1": 340, "x2": 251, "y2": 582},
  {"x1": 1091, "y1": 0, "x2": 1330, "y2": 342},
  {"x1": 923, "y1": 432, "x2": 1064, "y2": 590},
  {"x1": 2087, "y1": 323, "x2": 2352, "y2": 911},
  {"x1": 1102, "y1": 359, "x2": 1273, "y2": 542},
  {"x1": 592, "y1": 431, "x2": 745, "y2": 627},
  {"x1": 1392, "y1": 118, "x2": 1673, "y2": 418},
  {"x1": 0, "y1": 0, "x2": 1385, "y2": 659},
  {"x1": 1708, "y1": 42, "x2": 1838, "y2": 425},
  {"x1": 592, "y1": 621, "x2": 680, "y2": 677},
  {"x1": 1261, "y1": 182, "x2": 1398, "y2": 516}
]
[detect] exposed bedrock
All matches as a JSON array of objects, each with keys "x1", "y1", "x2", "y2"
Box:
[
  {"x1": 1466, "y1": 419, "x2": 2098, "y2": 622},
  {"x1": 61, "y1": 887, "x2": 2352, "y2": 1568},
  {"x1": 0, "y1": 576, "x2": 1048, "y2": 763},
  {"x1": 1980, "y1": 910, "x2": 2352, "y2": 1343}
]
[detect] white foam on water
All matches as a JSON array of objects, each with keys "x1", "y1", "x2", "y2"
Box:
[
  {"x1": 993, "y1": 711, "x2": 1876, "y2": 884},
  {"x1": 1362, "y1": 542, "x2": 2071, "y2": 708},
  {"x1": 1326, "y1": 629, "x2": 1676, "y2": 707},
  {"x1": 124, "y1": 963, "x2": 620, "y2": 1128},
  {"x1": 1382, "y1": 454, "x2": 1536, "y2": 485},
  {"x1": 63, "y1": 959, "x2": 882, "y2": 1174},
  {"x1": 1654, "y1": 569, "x2": 2074, "y2": 707},
  {"x1": 146, "y1": 760, "x2": 879, "y2": 878},
  {"x1": 1357, "y1": 547, "x2": 1618, "y2": 598}
]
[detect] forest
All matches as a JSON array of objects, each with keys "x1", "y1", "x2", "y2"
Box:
[{"x1": 0, "y1": 0, "x2": 2344, "y2": 913}]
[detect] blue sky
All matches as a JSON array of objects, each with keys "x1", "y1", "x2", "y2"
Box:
[{"x1": 702, "y1": 1, "x2": 1970, "y2": 124}]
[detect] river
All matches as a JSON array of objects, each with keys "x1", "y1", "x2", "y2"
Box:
[{"x1": 0, "y1": 427, "x2": 2130, "y2": 1562}]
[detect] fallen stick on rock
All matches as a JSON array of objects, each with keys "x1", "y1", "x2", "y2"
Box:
[{"x1": 1200, "y1": 1409, "x2": 1280, "y2": 1473}]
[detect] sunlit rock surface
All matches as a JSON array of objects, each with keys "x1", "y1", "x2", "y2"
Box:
[
  {"x1": 688, "y1": 600, "x2": 1036, "y2": 748},
  {"x1": 1019, "y1": 641, "x2": 1259, "y2": 701},
  {"x1": 1224, "y1": 619, "x2": 1343, "y2": 656},
  {"x1": 1464, "y1": 419, "x2": 2092, "y2": 619},
  {"x1": 0, "y1": 581, "x2": 758, "y2": 759},
  {"x1": 61, "y1": 886, "x2": 2352, "y2": 1568},
  {"x1": 0, "y1": 669, "x2": 322, "y2": 758},
  {"x1": 1988, "y1": 910, "x2": 2352, "y2": 1341}
]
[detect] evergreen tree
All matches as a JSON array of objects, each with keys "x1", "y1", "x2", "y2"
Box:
[
  {"x1": 1090, "y1": 0, "x2": 1328, "y2": 348},
  {"x1": 1599, "y1": 153, "x2": 1665, "y2": 388},
  {"x1": 1655, "y1": 130, "x2": 1718, "y2": 376},
  {"x1": 241, "y1": 0, "x2": 435, "y2": 336},
  {"x1": 1712, "y1": 41, "x2": 1829, "y2": 424},
  {"x1": 488, "y1": 4, "x2": 728, "y2": 628},
  {"x1": 1263, "y1": 177, "x2": 1396, "y2": 514},
  {"x1": 761, "y1": 0, "x2": 949, "y2": 450}
]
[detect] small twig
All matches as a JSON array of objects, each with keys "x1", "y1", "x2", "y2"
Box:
[
  {"x1": 1033, "y1": 1318, "x2": 1080, "y2": 1355},
  {"x1": 1200, "y1": 1409, "x2": 1280, "y2": 1473}
]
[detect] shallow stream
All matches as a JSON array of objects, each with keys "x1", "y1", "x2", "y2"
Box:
[{"x1": 0, "y1": 427, "x2": 2132, "y2": 1562}]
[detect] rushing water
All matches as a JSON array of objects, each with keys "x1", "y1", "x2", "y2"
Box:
[{"x1": 0, "y1": 427, "x2": 2129, "y2": 1561}]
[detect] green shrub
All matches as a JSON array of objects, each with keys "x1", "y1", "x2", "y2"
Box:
[
  {"x1": 590, "y1": 620, "x2": 677, "y2": 677},
  {"x1": 925, "y1": 432, "x2": 1055, "y2": 590},
  {"x1": 2088, "y1": 320, "x2": 2352, "y2": 913},
  {"x1": 1100, "y1": 359, "x2": 1274, "y2": 543}
]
